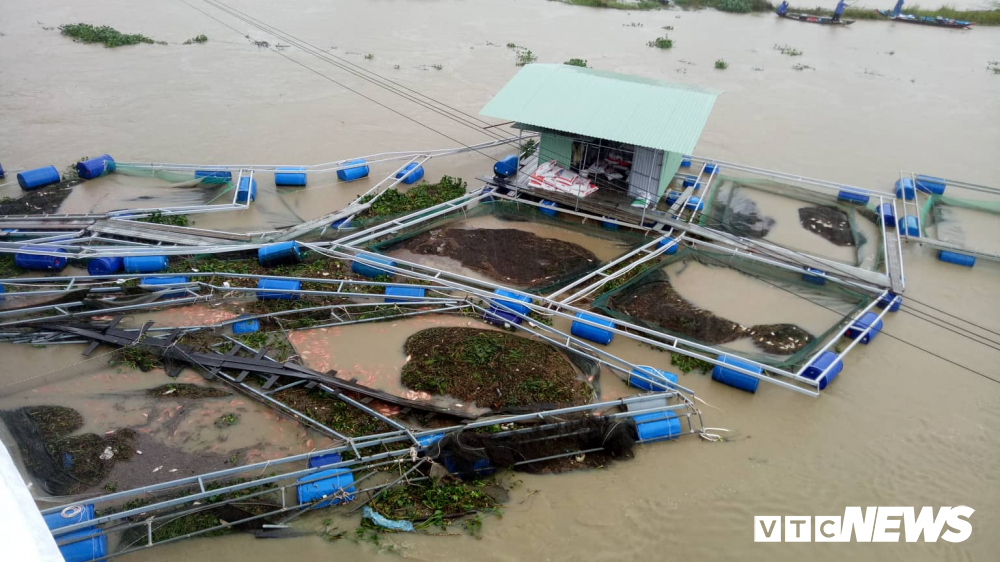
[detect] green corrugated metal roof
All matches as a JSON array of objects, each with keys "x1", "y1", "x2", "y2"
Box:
[{"x1": 481, "y1": 64, "x2": 719, "y2": 155}]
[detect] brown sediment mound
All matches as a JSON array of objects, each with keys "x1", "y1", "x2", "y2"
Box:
[
  {"x1": 609, "y1": 278, "x2": 746, "y2": 344},
  {"x1": 146, "y1": 383, "x2": 230, "y2": 399},
  {"x1": 607, "y1": 273, "x2": 815, "y2": 355},
  {"x1": 799, "y1": 206, "x2": 855, "y2": 246},
  {"x1": 746, "y1": 323, "x2": 815, "y2": 355},
  {"x1": 401, "y1": 327, "x2": 591, "y2": 409},
  {"x1": 398, "y1": 228, "x2": 600, "y2": 288},
  {"x1": 0, "y1": 179, "x2": 79, "y2": 215},
  {"x1": 0, "y1": 405, "x2": 137, "y2": 494}
]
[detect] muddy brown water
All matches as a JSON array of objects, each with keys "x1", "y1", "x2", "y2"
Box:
[{"x1": 1, "y1": 0, "x2": 999, "y2": 560}]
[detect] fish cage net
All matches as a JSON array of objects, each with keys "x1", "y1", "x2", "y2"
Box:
[
  {"x1": 365, "y1": 200, "x2": 651, "y2": 294},
  {"x1": 700, "y1": 176, "x2": 880, "y2": 270},
  {"x1": 919, "y1": 194, "x2": 1000, "y2": 256},
  {"x1": 114, "y1": 164, "x2": 237, "y2": 205},
  {"x1": 424, "y1": 415, "x2": 636, "y2": 475},
  {"x1": 592, "y1": 246, "x2": 873, "y2": 367}
]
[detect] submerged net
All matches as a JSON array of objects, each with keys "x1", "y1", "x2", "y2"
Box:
[
  {"x1": 426, "y1": 416, "x2": 636, "y2": 475},
  {"x1": 919, "y1": 194, "x2": 1000, "y2": 255},
  {"x1": 115, "y1": 164, "x2": 236, "y2": 205},
  {"x1": 592, "y1": 247, "x2": 872, "y2": 367},
  {"x1": 366, "y1": 200, "x2": 649, "y2": 293},
  {"x1": 700, "y1": 176, "x2": 880, "y2": 270}
]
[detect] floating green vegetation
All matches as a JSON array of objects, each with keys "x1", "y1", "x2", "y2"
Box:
[
  {"x1": 215, "y1": 412, "x2": 240, "y2": 428},
  {"x1": 989, "y1": 61, "x2": 1000, "y2": 74},
  {"x1": 431, "y1": 64, "x2": 443, "y2": 70},
  {"x1": 515, "y1": 49, "x2": 538, "y2": 66},
  {"x1": 146, "y1": 383, "x2": 230, "y2": 399},
  {"x1": 358, "y1": 175, "x2": 467, "y2": 218},
  {"x1": 670, "y1": 350, "x2": 714, "y2": 374},
  {"x1": 647, "y1": 36, "x2": 673, "y2": 49},
  {"x1": 564, "y1": 58, "x2": 588, "y2": 67},
  {"x1": 59, "y1": 23, "x2": 155, "y2": 48},
  {"x1": 671, "y1": 0, "x2": 772, "y2": 12},
  {"x1": 793, "y1": 63, "x2": 814, "y2": 71},
  {"x1": 402, "y1": 327, "x2": 591, "y2": 408},
  {"x1": 520, "y1": 138, "x2": 538, "y2": 159},
  {"x1": 110, "y1": 345, "x2": 162, "y2": 372},
  {"x1": 184, "y1": 34, "x2": 209, "y2": 45},
  {"x1": 600, "y1": 259, "x2": 657, "y2": 294},
  {"x1": 368, "y1": 479, "x2": 501, "y2": 532},
  {"x1": 138, "y1": 211, "x2": 189, "y2": 227},
  {"x1": 275, "y1": 387, "x2": 391, "y2": 436},
  {"x1": 774, "y1": 44, "x2": 802, "y2": 56},
  {"x1": 0, "y1": 254, "x2": 19, "y2": 277},
  {"x1": 364, "y1": 53, "x2": 375, "y2": 60},
  {"x1": 551, "y1": 0, "x2": 666, "y2": 10},
  {"x1": 715, "y1": 58, "x2": 729, "y2": 70}
]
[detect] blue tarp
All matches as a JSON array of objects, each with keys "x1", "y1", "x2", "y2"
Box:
[{"x1": 362, "y1": 506, "x2": 415, "y2": 532}]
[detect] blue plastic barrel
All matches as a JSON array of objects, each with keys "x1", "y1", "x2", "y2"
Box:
[
  {"x1": 634, "y1": 410, "x2": 682, "y2": 442},
  {"x1": 337, "y1": 159, "x2": 370, "y2": 182},
  {"x1": 938, "y1": 250, "x2": 975, "y2": 268},
  {"x1": 236, "y1": 177, "x2": 257, "y2": 203},
  {"x1": 484, "y1": 308, "x2": 521, "y2": 327},
  {"x1": 628, "y1": 366, "x2": 678, "y2": 391},
  {"x1": 704, "y1": 164, "x2": 718, "y2": 174},
  {"x1": 331, "y1": 217, "x2": 352, "y2": 229},
  {"x1": 395, "y1": 162, "x2": 425, "y2": 184},
  {"x1": 0, "y1": 284, "x2": 4, "y2": 302},
  {"x1": 87, "y1": 257, "x2": 123, "y2": 276},
  {"x1": 685, "y1": 196, "x2": 704, "y2": 212},
  {"x1": 297, "y1": 468, "x2": 355, "y2": 509},
  {"x1": 76, "y1": 155, "x2": 116, "y2": 180},
  {"x1": 844, "y1": 311, "x2": 883, "y2": 344},
  {"x1": 601, "y1": 217, "x2": 619, "y2": 231},
  {"x1": 308, "y1": 452, "x2": 342, "y2": 468},
  {"x1": 274, "y1": 166, "x2": 307, "y2": 187},
  {"x1": 895, "y1": 177, "x2": 915, "y2": 200},
  {"x1": 443, "y1": 455, "x2": 494, "y2": 479},
  {"x1": 351, "y1": 253, "x2": 396, "y2": 278},
  {"x1": 44, "y1": 504, "x2": 96, "y2": 530},
  {"x1": 711, "y1": 355, "x2": 761, "y2": 393},
  {"x1": 417, "y1": 433, "x2": 444, "y2": 448},
  {"x1": 232, "y1": 315, "x2": 260, "y2": 334},
  {"x1": 837, "y1": 189, "x2": 870, "y2": 205},
  {"x1": 666, "y1": 191, "x2": 683, "y2": 207},
  {"x1": 571, "y1": 312, "x2": 615, "y2": 345},
  {"x1": 801, "y1": 351, "x2": 843, "y2": 390},
  {"x1": 902, "y1": 215, "x2": 920, "y2": 237},
  {"x1": 384, "y1": 285, "x2": 426, "y2": 303},
  {"x1": 876, "y1": 292, "x2": 902, "y2": 312},
  {"x1": 657, "y1": 237, "x2": 679, "y2": 255},
  {"x1": 491, "y1": 288, "x2": 532, "y2": 315},
  {"x1": 539, "y1": 200, "x2": 558, "y2": 217},
  {"x1": 493, "y1": 154, "x2": 519, "y2": 178},
  {"x1": 0, "y1": 161, "x2": 5, "y2": 179},
  {"x1": 17, "y1": 166, "x2": 60, "y2": 191},
  {"x1": 123, "y1": 255, "x2": 168, "y2": 273},
  {"x1": 683, "y1": 178, "x2": 702, "y2": 190},
  {"x1": 14, "y1": 246, "x2": 68, "y2": 271},
  {"x1": 802, "y1": 267, "x2": 825, "y2": 285},
  {"x1": 141, "y1": 276, "x2": 190, "y2": 298},
  {"x1": 915, "y1": 175, "x2": 946, "y2": 195},
  {"x1": 256, "y1": 278, "x2": 301, "y2": 300},
  {"x1": 878, "y1": 203, "x2": 897, "y2": 228},
  {"x1": 258, "y1": 241, "x2": 301, "y2": 267},
  {"x1": 680, "y1": 158, "x2": 692, "y2": 168},
  {"x1": 194, "y1": 170, "x2": 232, "y2": 183}
]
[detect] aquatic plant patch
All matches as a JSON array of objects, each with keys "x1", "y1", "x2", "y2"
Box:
[
  {"x1": 402, "y1": 327, "x2": 591, "y2": 409},
  {"x1": 60, "y1": 23, "x2": 155, "y2": 48},
  {"x1": 358, "y1": 175, "x2": 467, "y2": 218}
]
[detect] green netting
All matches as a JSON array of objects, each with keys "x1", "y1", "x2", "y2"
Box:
[
  {"x1": 366, "y1": 200, "x2": 650, "y2": 294},
  {"x1": 115, "y1": 164, "x2": 235, "y2": 204},
  {"x1": 919, "y1": 194, "x2": 1000, "y2": 255},
  {"x1": 697, "y1": 175, "x2": 880, "y2": 271},
  {"x1": 592, "y1": 246, "x2": 873, "y2": 367}
]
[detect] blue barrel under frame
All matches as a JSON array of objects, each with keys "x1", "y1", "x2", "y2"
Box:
[
  {"x1": 258, "y1": 241, "x2": 302, "y2": 267},
  {"x1": 17, "y1": 166, "x2": 61, "y2": 191},
  {"x1": 274, "y1": 166, "x2": 307, "y2": 187}
]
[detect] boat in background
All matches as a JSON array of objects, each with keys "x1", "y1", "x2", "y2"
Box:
[
  {"x1": 777, "y1": 12, "x2": 855, "y2": 26},
  {"x1": 875, "y1": 9, "x2": 973, "y2": 29}
]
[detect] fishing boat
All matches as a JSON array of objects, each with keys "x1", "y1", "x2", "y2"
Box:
[
  {"x1": 777, "y1": 12, "x2": 855, "y2": 26},
  {"x1": 875, "y1": 10, "x2": 973, "y2": 28}
]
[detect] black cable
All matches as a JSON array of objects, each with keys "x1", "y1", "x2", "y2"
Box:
[
  {"x1": 202, "y1": 0, "x2": 509, "y2": 143},
  {"x1": 177, "y1": 0, "x2": 506, "y2": 165}
]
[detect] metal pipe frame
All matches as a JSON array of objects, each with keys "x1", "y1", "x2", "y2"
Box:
[{"x1": 304, "y1": 243, "x2": 826, "y2": 395}]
